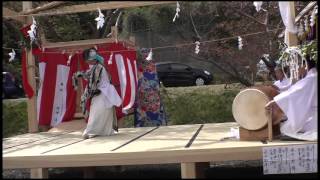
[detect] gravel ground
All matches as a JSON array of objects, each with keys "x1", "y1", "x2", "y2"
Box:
[{"x1": 3, "y1": 160, "x2": 317, "y2": 179}]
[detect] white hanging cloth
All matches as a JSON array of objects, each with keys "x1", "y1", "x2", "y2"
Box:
[
  {"x1": 95, "y1": 8, "x2": 105, "y2": 30},
  {"x1": 8, "y1": 49, "x2": 16, "y2": 62},
  {"x1": 278, "y1": 2, "x2": 297, "y2": 45}
]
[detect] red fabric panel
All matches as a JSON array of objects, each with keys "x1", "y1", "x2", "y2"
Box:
[
  {"x1": 61, "y1": 54, "x2": 78, "y2": 123},
  {"x1": 19, "y1": 24, "x2": 31, "y2": 38},
  {"x1": 21, "y1": 49, "x2": 34, "y2": 98}
]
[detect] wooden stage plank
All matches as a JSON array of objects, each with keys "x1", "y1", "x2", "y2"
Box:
[
  {"x1": 3, "y1": 119, "x2": 86, "y2": 150},
  {"x1": 3, "y1": 131, "x2": 72, "y2": 150},
  {"x1": 41, "y1": 126, "x2": 157, "y2": 155},
  {"x1": 115, "y1": 124, "x2": 202, "y2": 152},
  {"x1": 3, "y1": 122, "x2": 317, "y2": 169},
  {"x1": 3, "y1": 131, "x2": 85, "y2": 156}
]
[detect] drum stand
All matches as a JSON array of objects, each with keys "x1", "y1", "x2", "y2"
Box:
[
  {"x1": 267, "y1": 108, "x2": 273, "y2": 142},
  {"x1": 239, "y1": 108, "x2": 279, "y2": 141}
]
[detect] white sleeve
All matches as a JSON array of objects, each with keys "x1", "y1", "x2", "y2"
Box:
[
  {"x1": 274, "y1": 77, "x2": 316, "y2": 132},
  {"x1": 98, "y1": 68, "x2": 122, "y2": 107}
]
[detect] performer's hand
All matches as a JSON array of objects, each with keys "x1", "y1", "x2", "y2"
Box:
[
  {"x1": 265, "y1": 100, "x2": 275, "y2": 111},
  {"x1": 93, "y1": 89, "x2": 101, "y2": 96}
]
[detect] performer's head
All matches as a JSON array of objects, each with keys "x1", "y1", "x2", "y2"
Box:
[{"x1": 82, "y1": 48, "x2": 104, "y2": 64}]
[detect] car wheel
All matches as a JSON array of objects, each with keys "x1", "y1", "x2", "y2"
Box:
[{"x1": 195, "y1": 77, "x2": 205, "y2": 86}]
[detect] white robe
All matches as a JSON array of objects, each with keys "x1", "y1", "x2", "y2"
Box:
[
  {"x1": 83, "y1": 65, "x2": 122, "y2": 137},
  {"x1": 274, "y1": 68, "x2": 317, "y2": 141},
  {"x1": 273, "y1": 77, "x2": 291, "y2": 92}
]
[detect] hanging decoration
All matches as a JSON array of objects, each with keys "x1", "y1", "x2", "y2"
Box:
[
  {"x1": 8, "y1": 49, "x2": 16, "y2": 62},
  {"x1": 95, "y1": 8, "x2": 105, "y2": 30},
  {"x1": 67, "y1": 53, "x2": 73, "y2": 66},
  {"x1": 253, "y1": 1, "x2": 263, "y2": 12},
  {"x1": 310, "y1": 10, "x2": 316, "y2": 27},
  {"x1": 27, "y1": 17, "x2": 37, "y2": 42},
  {"x1": 194, "y1": 41, "x2": 200, "y2": 54},
  {"x1": 279, "y1": 47, "x2": 307, "y2": 84},
  {"x1": 304, "y1": 15, "x2": 310, "y2": 32},
  {"x1": 297, "y1": 21, "x2": 305, "y2": 40},
  {"x1": 238, "y1": 36, "x2": 243, "y2": 50},
  {"x1": 146, "y1": 49, "x2": 153, "y2": 61},
  {"x1": 108, "y1": 52, "x2": 113, "y2": 65},
  {"x1": 172, "y1": 1, "x2": 180, "y2": 22}
]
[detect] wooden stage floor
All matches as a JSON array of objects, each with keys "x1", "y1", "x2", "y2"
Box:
[{"x1": 2, "y1": 120, "x2": 317, "y2": 178}]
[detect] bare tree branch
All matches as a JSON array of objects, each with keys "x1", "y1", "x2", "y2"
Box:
[
  {"x1": 189, "y1": 13, "x2": 201, "y2": 40},
  {"x1": 227, "y1": 4, "x2": 266, "y2": 26},
  {"x1": 183, "y1": 49, "x2": 253, "y2": 86}
]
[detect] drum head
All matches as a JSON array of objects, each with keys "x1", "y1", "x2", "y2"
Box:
[{"x1": 232, "y1": 89, "x2": 270, "y2": 130}]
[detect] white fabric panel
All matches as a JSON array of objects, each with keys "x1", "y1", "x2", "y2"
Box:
[
  {"x1": 278, "y1": 2, "x2": 297, "y2": 33},
  {"x1": 123, "y1": 58, "x2": 136, "y2": 111},
  {"x1": 278, "y1": 2, "x2": 297, "y2": 45},
  {"x1": 115, "y1": 54, "x2": 127, "y2": 100},
  {"x1": 37, "y1": 62, "x2": 46, "y2": 122},
  {"x1": 50, "y1": 65, "x2": 70, "y2": 127}
]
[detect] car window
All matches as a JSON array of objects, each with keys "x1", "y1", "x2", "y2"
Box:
[
  {"x1": 157, "y1": 64, "x2": 170, "y2": 71},
  {"x1": 171, "y1": 63, "x2": 189, "y2": 70}
]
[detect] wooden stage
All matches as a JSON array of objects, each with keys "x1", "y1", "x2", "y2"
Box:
[{"x1": 2, "y1": 120, "x2": 317, "y2": 178}]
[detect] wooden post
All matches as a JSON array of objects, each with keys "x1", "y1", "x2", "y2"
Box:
[
  {"x1": 181, "y1": 162, "x2": 209, "y2": 178},
  {"x1": 285, "y1": 2, "x2": 298, "y2": 47},
  {"x1": 23, "y1": 1, "x2": 38, "y2": 133},
  {"x1": 23, "y1": 1, "x2": 48, "y2": 178},
  {"x1": 268, "y1": 109, "x2": 273, "y2": 142}
]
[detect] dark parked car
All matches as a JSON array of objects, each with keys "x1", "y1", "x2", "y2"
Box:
[
  {"x1": 2, "y1": 72, "x2": 24, "y2": 99},
  {"x1": 156, "y1": 62, "x2": 213, "y2": 87}
]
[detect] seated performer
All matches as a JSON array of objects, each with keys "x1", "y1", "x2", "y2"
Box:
[
  {"x1": 265, "y1": 56, "x2": 317, "y2": 141},
  {"x1": 74, "y1": 48, "x2": 122, "y2": 139}
]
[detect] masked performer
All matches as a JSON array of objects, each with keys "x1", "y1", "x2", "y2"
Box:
[{"x1": 74, "y1": 48, "x2": 122, "y2": 139}]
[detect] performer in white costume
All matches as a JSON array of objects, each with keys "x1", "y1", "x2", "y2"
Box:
[
  {"x1": 74, "y1": 48, "x2": 122, "y2": 139},
  {"x1": 265, "y1": 57, "x2": 317, "y2": 141}
]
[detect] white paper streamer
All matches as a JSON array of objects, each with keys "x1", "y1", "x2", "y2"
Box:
[
  {"x1": 95, "y1": 8, "x2": 105, "y2": 30},
  {"x1": 146, "y1": 49, "x2": 153, "y2": 61},
  {"x1": 304, "y1": 15, "x2": 310, "y2": 31},
  {"x1": 27, "y1": 16, "x2": 37, "y2": 42},
  {"x1": 194, "y1": 41, "x2": 200, "y2": 54},
  {"x1": 297, "y1": 22, "x2": 304, "y2": 37},
  {"x1": 238, "y1": 36, "x2": 243, "y2": 50},
  {"x1": 310, "y1": 11, "x2": 316, "y2": 27},
  {"x1": 8, "y1": 49, "x2": 16, "y2": 62},
  {"x1": 67, "y1": 53, "x2": 73, "y2": 66},
  {"x1": 108, "y1": 52, "x2": 113, "y2": 65},
  {"x1": 173, "y1": 1, "x2": 180, "y2": 22},
  {"x1": 253, "y1": 1, "x2": 263, "y2": 12}
]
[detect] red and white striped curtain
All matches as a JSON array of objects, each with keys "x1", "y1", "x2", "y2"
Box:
[{"x1": 31, "y1": 43, "x2": 137, "y2": 127}]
